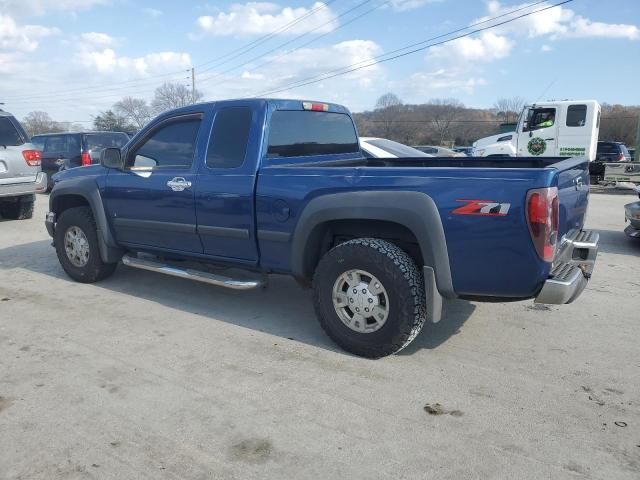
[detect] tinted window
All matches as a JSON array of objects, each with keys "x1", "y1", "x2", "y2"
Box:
[
  {"x1": 31, "y1": 136, "x2": 45, "y2": 150},
  {"x1": 84, "y1": 133, "x2": 128, "y2": 151},
  {"x1": 597, "y1": 143, "x2": 618, "y2": 154},
  {"x1": 267, "y1": 111, "x2": 358, "y2": 158},
  {"x1": 366, "y1": 139, "x2": 429, "y2": 157},
  {"x1": 43, "y1": 135, "x2": 78, "y2": 155},
  {"x1": 0, "y1": 117, "x2": 24, "y2": 146},
  {"x1": 566, "y1": 104, "x2": 587, "y2": 127},
  {"x1": 130, "y1": 118, "x2": 201, "y2": 169},
  {"x1": 206, "y1": 107, "x2": 252, "y2": 169},
  {"x1": 525, "y1": 108, "x2": 555, "y2": 131}
]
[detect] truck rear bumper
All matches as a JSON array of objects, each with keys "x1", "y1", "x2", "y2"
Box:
[
  {"x1": 0, "y1": 172, "x2": 47, "y2": 197},
  {"x1": 624, "y1": 201, "x2": 640, "y2": 237},
  {"x1": 535, "y1": 230, "x2": 599, "y2": 304}
]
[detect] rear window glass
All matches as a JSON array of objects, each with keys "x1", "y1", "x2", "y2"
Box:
[
  {"x1": 566, "y1": 104, "x2": 587, "y2": 127},
  {"x1": 366, "y1": 139, "x2": 429, "y2": 157},
  {"x1": 0, "y1": 117, "x2": 25, "y2": 146},
  {"x1": 267, "y1": 111, "x2": 358, "y2": 158},
  {"x1": 84, "y1": 133, "x2": 128, "y2": 151},
  {"x1": 31, "y1": 136, "x2": 45, "y2": 150},
  {"x1": 206, "y1": 107, "x2": 252, "y2": 169},
  {"x1": 43, "y1": 135, "x2": 77, "y2": 155},
  {"x1": 597, "y1": 143, "x2": 618, "y2": 154}
]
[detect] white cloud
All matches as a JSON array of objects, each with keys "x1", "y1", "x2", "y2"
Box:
[
  {"x1": 406, "y1": 68, "x2": 486, "y2": 96},
  {"x1": 195, "y1": 2, "x2": 338, "y2": 36},
  {"x1": 80, "y1": 32, "x2": 114, "y2": 47},
  {"x1": 0, "y1": 14, "x2": 59, "y2": 54},
  {"x1": 77, "y1": 48, "x2": 191, "y2": 76},
  {"x1": 486, "y1": 1, "x2": 639, "y2": 40},
  {"x1": 427, "y1": 31, "x2": 513, "y2": 63},
  {"x1": 389, "y1": 0, "x2": 443, "y2": 12},
  {"x1": 540, "y1": 44, "x2": 553, "y2": 52},
  {"x1": 0, "y1": 0, "x2": 108, "y2": 16},
  {"x1": 142, "y1": 7, "x2": 163, "y2": 18}
]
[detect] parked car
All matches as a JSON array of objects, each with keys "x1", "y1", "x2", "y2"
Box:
[
  {"x1": 0, "y1": 109, "x2": 46, "y2": 220},
  {"x1": 413, "y1": 145, "x2": 466, "y2": 157},
  {"x1": 46, "y1": 99, "x2": 599, "y2": 358},
  {"x1": 590, "y1": 141, "x2": 632, "y2": 184},
  {"x1": 624, "y1": 186, "x2": 640, "y2": 238},
  {"x1": 452, "y1": 147, "x2": 473, "y2": 156},
  {"x1": 33, "y1": 131, "x2": 129, "y2": 191},
  {"x1": 360, "y1": 137, "x2": 432, "y2": 158}
]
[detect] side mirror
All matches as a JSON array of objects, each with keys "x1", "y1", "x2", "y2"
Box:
[{"x1": 101, "y1": 148, "x2": 123, "y2": 169}]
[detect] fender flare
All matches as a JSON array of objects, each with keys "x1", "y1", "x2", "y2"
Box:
[
  {"x1": 50, "y1": 180, "x2": 123, "y2": 264},
  {"x1": 290, "y1": 191, "x2": 455, "y2": 297}
]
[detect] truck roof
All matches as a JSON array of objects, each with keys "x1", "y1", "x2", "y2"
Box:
[{"x1": 530, "y1": 99, "x2": 599, "y2": 107}]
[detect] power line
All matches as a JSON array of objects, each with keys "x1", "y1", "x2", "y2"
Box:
[
  {"x1": 196, "y1": 0, "x2": 339, "y2": 74},
  {"x1": 250, "y1": 0, "x2": 556, "y2": 97},
  {"x1": 5, "y1": 0, "x2": 339, "y2": 103},
  {"x1": 198, "y1": 0, "x2": 377, "y2": 86}
]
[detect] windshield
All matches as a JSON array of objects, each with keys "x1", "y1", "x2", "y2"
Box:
[
  {"x1": 0, "y1": 117, "x2": 26, "y2": 146},
  {"x1": 366, "y1": 139, "x2": 430, "y2": 157},
  {"x1": 84, "y1": 133, "x2": 129, "y2": 151}
]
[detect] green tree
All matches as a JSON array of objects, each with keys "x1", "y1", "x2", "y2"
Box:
[{"x1": 93, "y1": 110, "x2": 134, "y2": 132}]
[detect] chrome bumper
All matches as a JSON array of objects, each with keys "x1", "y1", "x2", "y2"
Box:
[
  {"x1": 0, "y1": 172, "x2": 47, "y2": 197},
  {"x1": 535, "y1": 230, "x2": 599, "y2": 305}
]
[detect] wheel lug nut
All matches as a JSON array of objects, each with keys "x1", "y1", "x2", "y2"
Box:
[
  {"x1": 375, "y1": 283, "x2": 380, "y2": 288},
  {"x1": 365, "y1": 308, "x2": 369, "y2": 312},
  {"x1": 349, "y1": 298, "x2": 354, "y2": 303},
  {"x1": 362, "y1": 289, "x2": 367, "y2": 294},
  {"x1": 368, "y1": 298, "x2": 373, "y2": 303},
  {"x1": 353, "y1": 289, "x2": 357, "y2": 294}
]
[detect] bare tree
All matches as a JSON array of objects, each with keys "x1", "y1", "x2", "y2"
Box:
[
  {"x1": 494, "y1": 96, "x2": 526, "y2": 124},
  {"x1": 114, "y1": 97, "x2": 152, "y2": 130},
  {"x1": 93, "y1": 110, "x2": 134, "y2": 132},
  {"x1": 374, "y1": 92, "x2": 403, "y2": 136},
  {"x1": 21, "y1": 111, "x2": 66, "y2": 136},
  {"x1": 151, "y1": 82, "x2": 203, "y2": 115},
  {"x1": 428, "y1": 98, "x2": 464, "y2": 145}
]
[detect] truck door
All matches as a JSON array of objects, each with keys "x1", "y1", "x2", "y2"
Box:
[
  {"x1": 195, "y1": 101, "x2": 261, "y2": 264},
  {"x1": 517, "y1": 106, "x2": 558, "y2": 157},
  {"x1": 103, "y1": 113, "x2": 204, "y2": 253},
  {"x1": 556, "y1": 102, "x2": 600, "y2": 161}
]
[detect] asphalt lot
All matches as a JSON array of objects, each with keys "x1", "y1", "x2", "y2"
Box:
[{"x1": 1, "y1": 192, "x2": 639, "y2": 479}]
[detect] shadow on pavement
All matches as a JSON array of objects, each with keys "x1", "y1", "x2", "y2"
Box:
[
  {"x1": 0, "y1": 240, "x2": 476, "y2": 356},
  {"x1": 593, "y1": 228, "x2": 640, "y2": 256}
]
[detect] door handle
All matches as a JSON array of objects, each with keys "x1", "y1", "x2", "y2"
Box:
[
  {"x1": 544, "y1": 138, "x2": 555, "y2": 141},
  {"x1": 167, "y1": 177, "x2": 192, "y2": 192}
]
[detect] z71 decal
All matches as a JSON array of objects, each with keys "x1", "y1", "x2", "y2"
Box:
[{"x1": 452, "y1": 199, "x2": 511, "y2": 216}]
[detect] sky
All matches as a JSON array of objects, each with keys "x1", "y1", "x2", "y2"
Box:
[{"x1": 1, "y1": 0, "x2": 639, "y2": 126}]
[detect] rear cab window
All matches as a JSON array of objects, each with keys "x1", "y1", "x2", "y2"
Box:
[
  {"x1": 566, "y1": 104, "x2": 587, "y2": 127},
  {"x1": 84, "y1": 133, "x2": 129, "y2": 151},
  {"x1": 267, "y1": 110, "x2": 358, "y2": 158},
  {"x1": 0, "y1": 116, "x2": 26, "y2": 146}
]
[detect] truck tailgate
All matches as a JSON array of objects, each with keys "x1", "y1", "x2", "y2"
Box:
[{"x1": 554, "y1": 157, "x2": 590, "y2": 240}]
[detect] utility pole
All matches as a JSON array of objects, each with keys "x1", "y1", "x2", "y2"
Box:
[{"x1": 191, "y1": 67, "x2": 195, "y2": 104}]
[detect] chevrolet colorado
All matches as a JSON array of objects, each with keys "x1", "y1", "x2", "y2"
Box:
[{"x1": 46, "y1": 99, "x2": 599, "y2": 357}]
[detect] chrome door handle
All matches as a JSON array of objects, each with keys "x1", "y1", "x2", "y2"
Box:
[{"x1": 167, "y1": 177, "x2": 192, "y2": 192}]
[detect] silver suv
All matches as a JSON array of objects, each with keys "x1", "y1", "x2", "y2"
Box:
[{"x1": 0, "y1": 110, "x2": 46, "y2": 220}]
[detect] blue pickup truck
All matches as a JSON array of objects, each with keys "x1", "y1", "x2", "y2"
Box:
[{"x1": 46, "y1": 99, "x2": 599, "y2": 358}]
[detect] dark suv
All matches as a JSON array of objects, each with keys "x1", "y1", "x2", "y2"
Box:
[
  {"x1": 589, "y1": 141, "x2": 632, "y2": 183},
  {"x1": 32, "y1": 132, "x2": 129, "y2": 190}
]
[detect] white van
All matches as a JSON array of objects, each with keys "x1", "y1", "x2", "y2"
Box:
[{"x1": 473, "y1": 100, "x2": 601, "y2": 161}]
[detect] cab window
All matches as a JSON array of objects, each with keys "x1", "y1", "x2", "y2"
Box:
[
  {"x1": 128, "y1": 117, "x2": 201, "y2": 169},
  {"x1": 524, "y1": 108, "x2": 556, "y2": 132},
  {"x1": 566, "y1": 105, "x2": 587, "y2": 127}
]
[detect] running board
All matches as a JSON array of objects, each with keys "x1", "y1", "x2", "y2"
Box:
[{"x1": 121, "y1": 254, "x2": 264, "y2": 290}]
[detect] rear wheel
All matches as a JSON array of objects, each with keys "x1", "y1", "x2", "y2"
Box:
[
  {"x1": 0, "y1": 194, "x2": 34, "y2": 220},
  {"x1": 313, "y1": 238, "x2": 427, "y2": 358},
  {"x1": 54, "y1": 206, "x2": 117, "y2": 283}
]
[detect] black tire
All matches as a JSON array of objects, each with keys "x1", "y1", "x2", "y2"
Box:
[
  {"x1": 54, "y1": 206, "x2": 117, "y2": 283},
  {"x1": 313, "y1": 238, "x2": 427, "y2": 358},
  {"x1": 0, "y1": 194, "x2": 34, "y2": 220}
]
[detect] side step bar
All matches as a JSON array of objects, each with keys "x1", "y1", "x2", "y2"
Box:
[{"x1": 121, "y1": 254, "x2": 264, "y2": 290}]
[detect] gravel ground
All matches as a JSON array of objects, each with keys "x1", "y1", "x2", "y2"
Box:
[{"x1": 0, "y1": 192, "x2": 639, "y2": 480}]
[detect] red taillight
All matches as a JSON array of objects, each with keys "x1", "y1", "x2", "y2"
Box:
[
  {"x1": 617, "y1": 153, "x2": 625, "y2": 162},
  {"x1": 526, "y1": 187, "x2": 559, "y2": 262},
  {"x1": 81, "y1": 151, "x2": 91, "y2": 166},
  {"x1": 302, "y1": 102, "x2": 329, "y2": 111},
  {"x1": 22, "y1": 149, "x2": 41, "y2": 166}
]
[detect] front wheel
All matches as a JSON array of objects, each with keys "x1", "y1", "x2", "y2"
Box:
[
  {"x1": 313, "y1": 238, "x2": 427, "y2": 358},
  {"x1": 54, "y1": 206, "x2": 117, "y2": 283}
]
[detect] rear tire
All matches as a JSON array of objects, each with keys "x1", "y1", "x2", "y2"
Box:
[
  {"x1": 54, "y1": 206, "x2": 117, "y2": 283},
  {"x1": 313, "y1": 238, "x2": 427, "y2": 358},
  {"x1": 0, "y1": 194, "x2": 34, "y2": 220}
]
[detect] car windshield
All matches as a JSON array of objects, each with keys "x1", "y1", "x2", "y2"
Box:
[
  {"x1": 0, "y1": 117, "x2": 25, "y2": 146},
  {"x1": 366, "y1": 139, "x2": 429, "y2": 157},
  {"x1": 85, "y1": 133, "x2": 129, "y2": 151}
]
